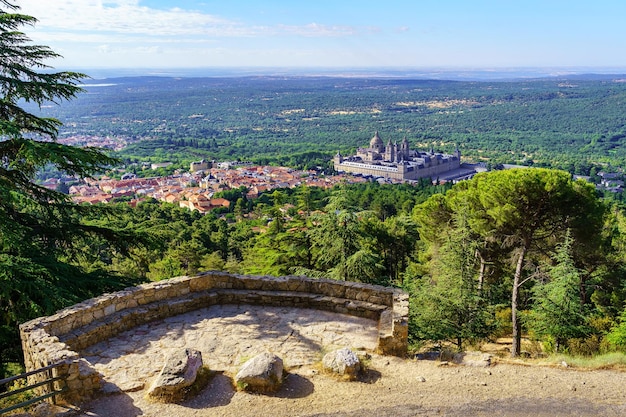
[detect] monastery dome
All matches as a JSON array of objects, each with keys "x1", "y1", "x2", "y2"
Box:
[{"x1": 369, "y1": 131, "x2": 383, "y2": 149}]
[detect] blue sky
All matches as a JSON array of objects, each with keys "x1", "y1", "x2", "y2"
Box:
[{"x1": 17, "y1": 0, "x2": 626, "y2": 70}]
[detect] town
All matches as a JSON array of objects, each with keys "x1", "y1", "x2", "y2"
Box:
[
  {"x1": 48, "y1": 161, "x2": 370, "y2": 212},
  {"x1": 40, "y1": 154, "x2": 625, "y2": 215}
]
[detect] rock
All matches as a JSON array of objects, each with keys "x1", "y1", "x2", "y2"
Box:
[
  {"x1": 416, "y1": 376, "x2": 426, "y2": 382},
  {"x1": 454, "y1": 351, "x2": 492, "y2": 367},
  {"x1": 322, "y1": 348, "x2": 361, "y2": 380},
  {"x1": 415, "y1": 351, "x2": 440, "y2": 361},
  {"x1": 116, "y1": 378, "x2": 145, "y2": 393},
  {"x1": 147, "y1": 348, "x2": 203, "y2": 402},
  {"x1": 235, "y1": 352, "x2": 284, "y2": 393}
]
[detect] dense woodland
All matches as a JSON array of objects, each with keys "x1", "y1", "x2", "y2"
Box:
[
  {"x1": 6, "y1": 1, "x2": 626, "y2": 382},
  {"x1": 30, "y1": 74, "x2": 626, "y2": 175}
]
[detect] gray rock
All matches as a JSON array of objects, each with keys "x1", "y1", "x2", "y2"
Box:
[
  {"x1": 453, "y1": 351, "x2": 492, "y2": 367},
  {"x1": 322, "y1": 348, "x2": 361, "y2": 380},
  {"x1": 147, "y1": 348, "x2": 203, "y2": 402},
  {"x1": 235, "y1": 352, "x2": 284, "y2": 393}
]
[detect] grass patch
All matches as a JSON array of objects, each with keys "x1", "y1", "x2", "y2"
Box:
[
  {"x1": 0, "y1": 364, "x2": 35, "y2": 415},
  {"x1": 542, "y1": 352, "x2": 626, "y2": 370}
]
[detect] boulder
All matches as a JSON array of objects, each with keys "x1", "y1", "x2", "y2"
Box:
[
  {"x1": 322, "y1": 348, "x2": 361, "y2": 380},
  {"x1": 235, "y1": 352, "x2": 284, "y2": 393},
  {"x1": 147, "y1": 348, "x2": 203, "y2": 402},
  {"x1": 453, "y1": 351, "x2": 492, "y2": 367}
]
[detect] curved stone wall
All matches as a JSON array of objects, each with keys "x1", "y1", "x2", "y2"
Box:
[{"x1": 19, "y1": 272, "x2": 408, "y2": 403}]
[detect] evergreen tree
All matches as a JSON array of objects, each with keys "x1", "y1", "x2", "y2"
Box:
[
  {"x1": 0, "y1": 1, "x2": 143, "y2": 369},
  {"x1": 414, "y1": 168, "x2": 603, "y2": 356},
  {"x1": 527, "y1": 232, "x2": 590, "y2": 352},
  {"x1": 411, "y1": 210, "x2": 493, "y2": 350}
]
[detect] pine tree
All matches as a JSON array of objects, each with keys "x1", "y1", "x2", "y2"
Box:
[
  {"x1": 527, "y1": 232, "x2": 589, "y2": 352},
  {"x1": 411, "y1": 211, "x2": 493, "y2": 350},
  {"x1": 0, "y1": 0, "x2": 119, "y2": 251},
  {"x1": 0, "y1": 1, "x2": 142, "y2": 369}
]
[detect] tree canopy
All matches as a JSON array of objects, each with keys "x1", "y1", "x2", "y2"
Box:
[
  {"x1": 0, "y1": 1, "x2": 144, "y2": 368},
  {"x1": 415, "y1": 168, "x2": 605, "y2": 356}
]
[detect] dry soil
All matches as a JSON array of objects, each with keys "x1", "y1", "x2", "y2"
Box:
[{"x1": 75, "y1": 354, "x2": 626, "y2": 417}]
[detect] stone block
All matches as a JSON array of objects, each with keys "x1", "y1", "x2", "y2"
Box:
[
  {"x1": 103, "y1": 304, "x2": 116, "y2": 316},
  {"x1": 235, "y1": 352, "x2": 283, "y2": 394},
  {"x1": 147, "y1": 348, "x2": 203, "y2": 403},
  {"x1": 322, "y1": 348, "x2": 361, "y2": 380},
  {"x1": 188, "y1": 274, "x2": 213, "y2": 291}
]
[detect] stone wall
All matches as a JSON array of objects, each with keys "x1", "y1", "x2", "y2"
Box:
[{"x1": 19, "y1": 272, "x2": 408, "y2": 404}]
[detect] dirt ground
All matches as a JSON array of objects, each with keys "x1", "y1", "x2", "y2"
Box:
[{"x1": 74, "y1": 353, "x2": 626, "y2": 417}]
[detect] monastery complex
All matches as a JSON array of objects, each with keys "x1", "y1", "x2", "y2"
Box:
[{"x1": 334, "y1": 132, "x2": 464, "y2": 181}]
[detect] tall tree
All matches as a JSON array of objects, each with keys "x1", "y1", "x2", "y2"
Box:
[
  {"x1": 527, "y1": 232, "x2": 589, "y2": 352},
  {"x1": 411, "y1": 213, "x2": 493, "y2": 350},
  {"x1": 0, "y1": 1, "x2": 142, "y2": 368},
  {"x1": 415, "y1": 168, "x2": 603, "y2": 356}
]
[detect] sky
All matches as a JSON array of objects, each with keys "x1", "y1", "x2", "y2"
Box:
[{"x1": 15, "y1": 0, "x2": 626, "y2": 71}]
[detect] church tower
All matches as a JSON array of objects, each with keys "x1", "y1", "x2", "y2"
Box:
[
  {"x1": 385, "y1": 139, "x2": 393, "y2": 161},
  {"x1": 394, "y1": 141, "x2": 402, "y2": 162},
  {"x1": 401, "y1": 137, "x2": 410, "y2": 160},
  {"x1": 453, "y1": 145, "x2": 461, "y2": 160}
]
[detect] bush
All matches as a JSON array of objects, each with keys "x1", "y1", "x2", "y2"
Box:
[
  {"x1": 491, "y1": 307, "x2": 512, "y2": 339},
  {"x1": 606, "y1": 308, "x2": 626, "y2": 351},
  {"x1": 567, "y1": 335, "x2": 603, "y2": 356}
]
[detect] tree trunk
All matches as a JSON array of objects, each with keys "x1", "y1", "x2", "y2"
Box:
[
  {"x1": 511, "y1": 244, "x2": 528, "y2": 357},
  {"x1": 476, "y1": 249, "x2": 486, "y2": 293}
]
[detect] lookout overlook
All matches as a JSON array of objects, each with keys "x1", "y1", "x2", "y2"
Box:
[
  {"x1": 18, "y1": 272, "x2": 408, "y2": 414},
  {"x1": 14, "y1": 272, "x2": 626, "y2": 417}
]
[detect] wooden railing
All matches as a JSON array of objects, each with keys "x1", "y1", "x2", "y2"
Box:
[{"x1": 0, "y1": 362, "x2": 68, "y2": 415}]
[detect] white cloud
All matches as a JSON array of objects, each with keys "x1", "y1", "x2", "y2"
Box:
[
  {"x1": 97, "y1": 44, "x2": 112, "y2": 54},
  {"x1": 29, "y1": 31, "x2": 219, "y2": 45},
  {"x1": 276, "y1": 23, "x2": 359, "y2": 38},
  {"x1": 19, "y1": 0, "x2": 242, "y2": 37},
  {"x1": 13, "y1": 0, "x2": 384, "y2": 67},
  {"x1": 18, "y1": 0, "x2": 361, "y2": 39}
]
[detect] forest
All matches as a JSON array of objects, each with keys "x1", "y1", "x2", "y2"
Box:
[
  {"x1": 30, "y1": 74, "x2": 626, "y2": 175},
  {"x1": 6, "y1": 0, "x2": 626, "y2": 383}
]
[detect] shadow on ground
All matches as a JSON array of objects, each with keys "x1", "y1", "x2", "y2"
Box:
[
  {"x1": 358, "y1": 368, "x2": 382, "y2": 384},
  {"x1": 183, "y1": 372, "x2": 236, "y2": 409},
  {"x1": 183, "y1": 370, "x2": 315, "y2": 410},
  {"x1": 77, "y1": 392, "x2": 143, "y2": 417},
  {"x1": 271, "y1": 373, "x2": 315, "y2": 399}
]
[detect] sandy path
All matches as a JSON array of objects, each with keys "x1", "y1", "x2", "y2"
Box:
[
  {"x1": 77, "y1": 354, "x2": 626, "y2": 417},
  {"x1": 62, "y1": 304, "x2": 626, "y2": 417}
]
